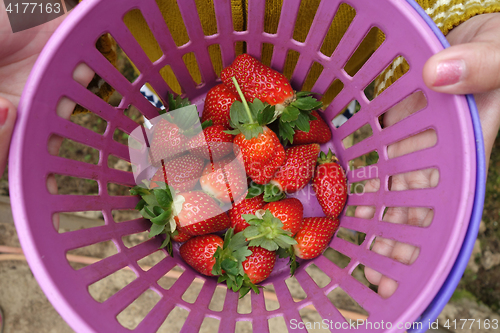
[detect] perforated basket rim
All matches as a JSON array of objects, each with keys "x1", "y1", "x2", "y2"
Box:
[{"x1": 9, "y1": 0, "x2": 484, "y2": 332}]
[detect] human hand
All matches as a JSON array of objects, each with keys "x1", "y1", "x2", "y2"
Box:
[{"x1": 359, "y1": 13, "x2": 500, "y2": 298}]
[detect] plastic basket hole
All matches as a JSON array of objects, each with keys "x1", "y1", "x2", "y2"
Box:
[
  {"x1": 116, "y1": 288, "x2": 162, "y2": 330},
  {"x1": 96, "y1": 33, "x2": 140, "y2": 84},
  {"x1": 292, "y1": 0, "x2": 321, "y2": 43},
  {"x1": 121, "y1": 104, "x2": 145, "y2": 126},
  {"x1": 123, "y1": 9, "x2": 164, "y2": 62},
  {"x1": 137, "y1": 250, "x2": 167, "y2": 272},
  {"x1": 208, "y1": 44, "x2": 223, "y2": 77},
  {"x1": 107, "y1": 182, "x2": 134, "y2": 197},
  {"x1": 208, "y1": 284, "x2": 227, "y2": 312},
  {"x1": 342, "y1": 123, "x2": 372, "y2": 149},
  {"x1": 181, "y1": 278, "x2": 205, "y2": 304},
  {"x1": 159, "y1": 65, "x2": 182, "y2": 95},
  {"x1": 261, "y1": 43, "x2": 274, "y2": 67},
  {"x1": 158, "y1": 306, "x2": 189, "y2": 333},
  {"x1": 282, "y1": 49, "x2": 300, "y2": 82},
  {"x1": 263, "y1": 284, "x2": 280, "y2": 311},
  {"x1": 49, "y1": 135, "x2": 100, "y2": 166},
  {"x1": 182, "y1": 52, "x2": 203, "y2": 86},
  {"x1": 350, "y1": 264, "x2": 379, "y2": 294},
  {"x1": 57, "y1": 97, "x2": 108, "y2": 134},
  {"x1": 349, "y1": 178, "x2": 380, "y2": 195},
  {"x1": 121, "y1": 230, "x2": 150, "y2": 248},
  {"x1": 113, "y1": 209, "x2": 142, "y2": 224},
  {"x1": 336, "y1": 227, "x2": 366, "y2": 246},
  {"x1": 382, "y1": 206, "x2": 434, "y2": 228},
  {"x1": 326, "y1": 287, "x2": 369, "y2": 321},
  {"x1": 108, "y1": 154, "x2": 133, "y2": 173},
  {"x1": 322, "y1": 247, "x2": 351, "y2": 269},
  {"x1": 88, "y1": 266, "x2": 138, "y2": 302},
  {"x1": 235, "y1": 321, "x2": 252, "y2": 332},
  {"x1": 50, "y1": 174, "x2": 99, "y2": 196},
  {"x1": 321, "y1": 79, "x2": 344, "y2": 107},
  {"x1": 157, "y1": 265, "x2": 185, "y2": 291},
  {"x1": 369, "y1": 236, "x2": 420, "y2": 267},
  {"x1": 54, "y1": 210, "x2": 105, "y2": 233},
  {"x1": 285, "y1": 275, "x2": 307, "y2": 302},
  {"x1": 345, "y1": 205, "x2": 376, "y2": 220},
  {"x1": 386, "y1": 129, "x2": 437, "y2": 160},
  {"x1": 73, "y1": 62, "x2": 121, "y2": 108},
  {"x1": 378, "y1": 90, "x2": 427, "y2": 129},
  {"x1": 199, "y1": 317, "x2": 221, "y2": 333},
  {"x1": 320, "y1": 3, "x2": 356, "y2": 58},
  {"x1": 349, "y1": 150, "x2": 379, "y2": 171},
  {"x1": 305, "y1": 263, "x2": 332, "y2": 289},
  {"x1": 231, "y1": 0, "x2": 247, "y2": 32},
  {"x1": 366, "y1": 55, "x2": 409, "y2": 101},
  {"x1": 344, "y1": 27, "x2": 385, "y2": 78},
  {"x1": 358, "y1": 262, "x2": 399, "y2": 299},
  {"x1": 298, "y1": 303, "x2": 329, "y2": 333},
  {"x1": 333, "y1": 99, "x2": 360, "y2": 128},
  {"x1": 301, "y1": 62, "x2": 324, "y2": 92},
  {"x1": 268, "y1": 316, "x2": 288, "y2": 332},
  {"x1": 113, "y1": 127, "x2": 131, "y2": 146},
  {"x1": 235, "y1": 41, "x2": 247, "y2": 57},
  {"x1": 66, "y1": 239, "x2": 118, "y2": 270},
  {"x1": 237, "y1": 292, "x2": 252, "y2": 314},
  {"x1": 263, "y1": 0, "x2": 281, "y2": 35},
  {"x1": 388, "y1": 167, "x2": 439, "y2": 192}
]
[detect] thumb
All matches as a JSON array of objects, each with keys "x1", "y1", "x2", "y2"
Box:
[
  {"x1": 0, "y1": 97, "x2": 17, "y2": 177},
  {"x1": 423, "y1": 41, "x2": 500, "y2": 94}
]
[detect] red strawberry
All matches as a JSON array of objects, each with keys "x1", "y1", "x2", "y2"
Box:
[
  {"x1": 242, "y1": 246, "x2": 276, "y2": 284},
  {"x1": 199, "y1": 156, "x2": 247, "y2": 204},
  {"x1": 292, "y1": 110, "x2": 332, "y2": 144},
  {"x1": 265, "y1": 144, "x2": 320, "y2": 201},
  {"x1": 175, "y1": 191, "x2": 231, "y2": 236},
  {"x1": 234, "y1": 126, "x2": 285, "y2": 184},
  {"x1": 264, "y1": 198, "x2": 304, "y2": 236},
  {"x1": 293, "y1": 217, "x2": 339, "y2": 259},
  {"x1": 150, "y1": 154, "x2": 205, "y2": 192},
  {"x1": 229, "y1": 194, "x2": 266, "y2": 233},
  {"x1": 179, "y1": 234, "x2": 223, "y2": 276},
  {"x1": 187, "y1": 125, "x2": 234, "y2": 161},
  {"x1": 312, "y1": 150, "x2": 348, "y2": 218},
  {"x1": 221, "y1": 53, "x2": 294, "y2": 106},
  {"x1": 149, "y1": 119, "x2": 187, "y2": 166},
  {"x1": 201, "y1": 84, "x2": 240, "y2": 128},
  {"x1": 171, "y1": 228, "x2": 192, "y2": 243},
  {"x1": 220, "y1": 54, "x2": 322, "y2": 144}
]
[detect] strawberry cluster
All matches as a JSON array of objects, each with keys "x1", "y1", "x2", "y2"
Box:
[{"x1": 131, "y1": 54, "x2": 347, "y2": 297}]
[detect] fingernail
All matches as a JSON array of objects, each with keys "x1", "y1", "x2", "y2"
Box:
[
  {"x1": 434, "y1": 60, "x2": 464, "y2": 87},
  {"x1": 0, "y1": 106, "x2": 8, "y2": 126}
]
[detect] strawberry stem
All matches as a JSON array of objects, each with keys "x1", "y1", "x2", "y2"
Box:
[{"x1": 231, "y1": 76, "x2": 255, "y2": 124}]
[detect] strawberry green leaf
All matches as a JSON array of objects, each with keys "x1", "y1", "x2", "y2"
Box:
[
  {"x1": 246, "y1": 181, "x2": 265, "y2": 199},
  {"x1": 295, "y1": 91, "x2": 314, "y2": 97},
  {"x1": 263, "y1": 183, "x2": 286, "y2": 202},
  {"x1": 150, "y1": 209, "x2": 172, "y2": 225},
  {"x1": 152, "y1": 206, "x2": 163, "y2": 216},
  {"x1": 277, "y1": 246, "x2": 299, "y2": 276},
  {"x1": 243, "y1": 210, "x2": 296, "y2": 252},
  {"x1": 221, "y1": 258, "x2": 239, "y2": 276},
  {"x1": 142, "y1": 206, "x2": 156, "y2": 219},
  {"x1": 278, "y1": 120, "x2": 295, "y2": 145},
  {"x1": 149, "y1": 223, "x2": 165, "y2": 238},
  {"x1": 295, "y1": 112, "x2": 311, "y2": 133},
  {"x1": 280, "y1": 106, "x2": 300, "y2": 122},
  {"x1": 256, "y1": 104, "x2": 275, "y2": 126},
  {"x1": 154, "y1": 188, "x2": 172, "y2": 208},
  {"x1": 201, "y1": 119, "x2": 213, "y2": 129},
  {"x1": 159, "y1": 233, "x2": 173, "y2": 256},
  {"x1": 135, "y1": 199, "x2": 146, "y2": 211},
  {"x1": 291, "y1": 96, "x2": 323, "y2": 110}
]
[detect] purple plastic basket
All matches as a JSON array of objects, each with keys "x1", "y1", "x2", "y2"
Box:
[{"x1": 9, "y1": 0, "x2": 484, "y2": 332}]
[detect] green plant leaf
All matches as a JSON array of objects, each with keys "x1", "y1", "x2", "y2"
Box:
[
  {"x1": 149, "y1": 223, "x2": 165, "y2": 238},
  {"x1": 292, "y1": 96, "x2": 322, "y2": 110},
  {"x1": 154, "y1": 188, "x2": 172, "y2": 208},
  {"x1": 280, "y1": 106, "x2": 300, "y2": 122},
  {"x1": 295, "y1": 112, "x2": 311, "y2": 133},
  {"x1": 150, "y1": 209, "x2": 172, "y2": 225}
]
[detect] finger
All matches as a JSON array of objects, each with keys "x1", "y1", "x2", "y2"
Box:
[
  {"x1": 423, "y1": 41, "x2": 500, "y2": 94},
  {"x1": 0, "y1": 97, "x2": 17, "y2": 176}
]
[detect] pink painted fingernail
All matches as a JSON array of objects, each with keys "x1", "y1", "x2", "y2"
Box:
[
  {"x1": 434, "y1": 60, "x2": 464, "y2": 87},
  {"x1": 0, "y1": 106, "x2": 8, "y2": 126}
]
